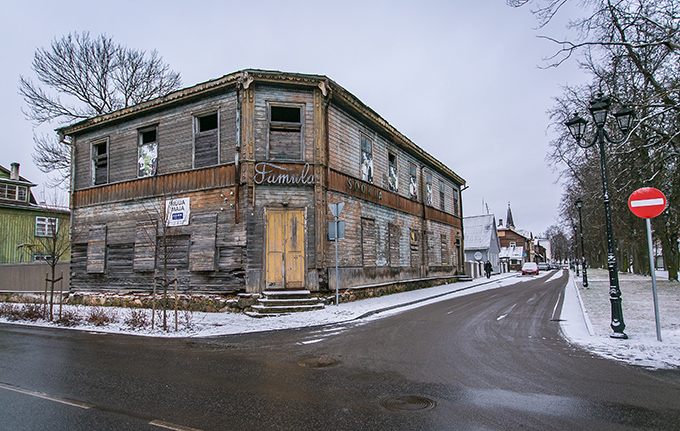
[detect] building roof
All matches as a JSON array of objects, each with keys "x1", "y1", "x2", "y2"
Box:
[
  {"x1": 499, "y1": 246, "x2": 524, "y2": 259},
  {"x1": 57, "y1": 69, "x2": 465, "y2": 187},
  {"x1": 463, "y1": 214, "x2": 497, "y2": 251}
]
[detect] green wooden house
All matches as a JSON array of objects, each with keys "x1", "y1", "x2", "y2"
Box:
[{"x1": 0, "y1": 163, "x2": 70, "y2": 263}]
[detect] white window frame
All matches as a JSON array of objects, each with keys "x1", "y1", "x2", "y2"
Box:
[{"x1": 35, "y1": 216, "x2": 58, "y2": 238}]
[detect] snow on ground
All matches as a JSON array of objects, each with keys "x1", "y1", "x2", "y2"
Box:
[
  {"x1": 561, "y1": 268, "x2": 680, "y2": 370},
  {"x1": 2, "y1": 269, "x2": 678, "y2": 369}
]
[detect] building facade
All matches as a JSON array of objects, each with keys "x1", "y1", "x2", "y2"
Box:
[
  {"x1": 0, "y1": 163, "x2": 70, "y2": 263},
  {"x1": 463, "y1": 214, "x2": 501, "y2": 273},
  {"x1": 59, "y1": 70, "x2": 465, "y2": 294}
]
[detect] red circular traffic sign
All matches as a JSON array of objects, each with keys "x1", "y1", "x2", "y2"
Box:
[{"x1": 628, "y1": 187, "x2": 667, "y2": 219}]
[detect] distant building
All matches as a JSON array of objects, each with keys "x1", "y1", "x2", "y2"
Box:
[
  {"x1": 497, "y1": 203, "x2": 532, "y2": 271},
  {"x1": 463, "y1": 214, "x2": 501, "y2": 272},
  {"x1": 0, "y1": 163, "x2": 70, "y2": 263}
]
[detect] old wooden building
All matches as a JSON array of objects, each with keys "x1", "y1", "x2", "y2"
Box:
[{"x1": 59, "y1": 70, "x2": 465, "y2": 295}]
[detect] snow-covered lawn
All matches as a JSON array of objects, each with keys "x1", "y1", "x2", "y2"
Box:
[
  {"x1": 1, "y1": 269, "x2": 678, "y2": 369},
  {"x1": 561, "y1": 268, "x2": 680, "y2": 369}
]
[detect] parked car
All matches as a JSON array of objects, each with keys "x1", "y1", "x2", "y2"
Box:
[
  {"x1": 537, "y1": 262, "x2": 550, "y2": 271},
  {"x1": 521, "y1": 262, "x2": 539, "y2": 275}
]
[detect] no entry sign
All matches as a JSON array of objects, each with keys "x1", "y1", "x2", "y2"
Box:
[{"x1": 628, "y1": 187, "x2": 667, "y2": 219}]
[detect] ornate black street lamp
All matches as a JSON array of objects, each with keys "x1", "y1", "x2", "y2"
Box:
[
  {"x1": 575, "y1": 197, "x2": 589, "y2": 287},
  {"x1": 573, "y1": 225, "x2": 580, "y2": 276},
  {"x1": 565, "y1": 93, "x2": 634, "y2": 339}
]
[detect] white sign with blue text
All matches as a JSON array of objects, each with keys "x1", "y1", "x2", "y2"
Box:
[{"x1": 166, "y1": 197, "x2": 190, "y2": 227}]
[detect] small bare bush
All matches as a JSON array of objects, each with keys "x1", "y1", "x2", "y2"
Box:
[
  {"x1": 124, "y1": 308, "x2": 149, "y2": 330},
  {"x1": 20, "y1": 303, "x2": 46, "y2": 321},
  {"x1": 0, "y1": 303, "x2": 20, "y2": 320},
  {"x1": 181, "y1": 309, "x2": 195, "y2": 331},
  {"x1": 55, "y1": 309, "x2": 83, "y2": 327},
  {"x1": 86, "y1": 306, "x2": 117, "y2": 327}
]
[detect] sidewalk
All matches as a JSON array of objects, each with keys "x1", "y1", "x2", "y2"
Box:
[{"x1": 561, "y1": 269, "x2": 680, "y2": 369}]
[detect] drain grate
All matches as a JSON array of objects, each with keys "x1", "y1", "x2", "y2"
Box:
[
  {"x1": 380, "y1": 395, "x2": 436, "y2": 411},
  {"x1": 297, "y1": 356, "x2": 339, "y2": 368}
]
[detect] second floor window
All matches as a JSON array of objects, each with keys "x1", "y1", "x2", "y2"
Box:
[
  {"x1": 439, "y1": 182, "x2": 446, "y2": 211},
  {"x1": 409, "y1": 164, "x2": 417, "y2": 199},
  {"x1": 92, "y1": 141, "x2": 108, "y2": 185},
  {"x1": 453, "y1": 189, "x2": 459, "y2": 216},
  {"x1": 361, "y1": 135, "x2": 373, "y2": 183},
  {"x1": 194, "y1": 112, "x2": 219, "y2": 168},
  {"x1": 425, "y1": 173, "x2": 433, "y2": 206},
  {"x1": 138, "y1": 128, "x2": 158, "y2": 178},
  {"x1": 0, "y1": 184, "x2": 27, "y2": 202},
  {"x1": 388, "y1": 153, "x2": 398, "y2": 192},
  {"x1": 268, "y1": 105, "x2": 302, "y2": 161}
]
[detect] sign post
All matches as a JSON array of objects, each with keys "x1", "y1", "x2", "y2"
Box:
[
  {"x1": 628, "y1": 187, "x2": 667, "y2": 342},
  {"x1": 328, "y1": 202, "x2": 344, "y2": 306}
]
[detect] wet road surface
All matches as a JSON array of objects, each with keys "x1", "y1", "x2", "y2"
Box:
[{"x1": 1, "y1": 270, "x2": 679, "y2": 430}]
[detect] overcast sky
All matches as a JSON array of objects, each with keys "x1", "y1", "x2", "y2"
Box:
[{"x1": 0, "y1": 0, "x2": 589, "y2": 236}]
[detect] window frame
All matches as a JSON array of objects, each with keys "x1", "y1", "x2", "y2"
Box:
[
  {"x1": 360, "y1": 135, "x2": 374, "y2": 183},
  {"x1": 91, "y1": 139, "x2": 109, "y2": 186},
  {"x1": 439, "y1": 182, "x2": 446, "y2": 211},
  {"x1": 35, "y1": 216, "x2": 59, "y2": 238},
  {"x1": 0, "y1": 183, "x2": 28, "y2": 202},
  {"x1": 267, "y1": 102, "x2": 305, "y2": 162},
  {"x1": 425, "y1": 172, "x2": 433, "y2": 206},
  {"x1": 409, "y1": 163, "x2": 418, "y2": 200},
  {"x1": 137, "y1": 126, "x2": 158, "y2": 178},
  {"x1": 193, "y1": 111, "x2": 220, "y2": 168},
  {"x1": 452, "y1": 188, "x2": 459, "y2": 216},
  {"x1": 388, "y1": 152, "x2": 398, "y2": 192}
]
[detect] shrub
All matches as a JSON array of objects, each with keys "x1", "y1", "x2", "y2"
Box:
[
  {"x1": 55, "y1": 309, "x2": 83, "y2": 327},
  {"x1": 124, "y1": 308, "x2": 148, "y2": 330},
  {"x1": 86, "y1": 306, "x2": 117, "y2": 327},
  {"x1": 0, "y1": 303, "x2": 20, "y2": 320},
  {"x1": 20, "y1": 303, "x2": 46, "y2": 321}
]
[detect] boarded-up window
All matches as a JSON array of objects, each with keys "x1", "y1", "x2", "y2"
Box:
[
  {"x1": 87, "y1": 225, "x2": 107, "y2": 273},
  {"x1": 189, "y1": 213, "x2": 217, "y2": 272},
  {"x1": 441, "y1": 234, "x2": 449, "y2": 266},
  {"x1": 388, "y1": 223, "x2": 400, "y2": 266},
  {"x1": 134, "y1": 220, "x2": 157, "y2": 271},
  {"x1": 269, "y1": 105, "x2": 302, "y2": 161},
  {"x1": 194, "y1": 112, "x2": 219, "y2": 168},
  {"x1": 107, "y1": 244, "x2": 133, "y2": 272},
  {"x1": 159, "y1": 235, "x2": 190, "y2": 270},
  {"x1": 92, "y1": 141, "x2": 108, "y2": 185},
  {"x1": 410, "y1": 229, "x2": 420, "y2": 267},
  {"x1": 361, "y1": 218, "x2": 376, "y2": 266}
]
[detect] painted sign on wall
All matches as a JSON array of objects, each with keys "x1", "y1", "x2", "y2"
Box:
[{"x1": 253, "y1": 162, "x2": 315, "y2": 186}]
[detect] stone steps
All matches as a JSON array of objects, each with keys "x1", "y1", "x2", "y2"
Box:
[{"x1": 250, "y1": 290, "x2": 325, "y2": 315}]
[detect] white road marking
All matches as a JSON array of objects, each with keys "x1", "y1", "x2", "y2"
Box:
[
  {"x1": 0, "y1": 381, "x2": 93, "y2": 409},
  {"x1": 149, "y1": 420, "x2": 204, "y2": 431},
  {"x1": 496, "y1": 304, "x2": 517, "y2": 321}
]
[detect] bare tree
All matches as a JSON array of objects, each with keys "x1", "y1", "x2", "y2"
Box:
[
  {"x1": 514, "y1": 0, "x2": 680, "y2": 280},
  {"x1": 20, "y1": 32, "x2": 182, "y2": 187}
]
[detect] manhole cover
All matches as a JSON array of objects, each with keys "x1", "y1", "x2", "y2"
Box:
[
  {"x1": 297, "y1": 356, "x2": 339, "y2": 368},
  {"x1": 380, "y1": 395, "x2": 436, "y2": 411}
]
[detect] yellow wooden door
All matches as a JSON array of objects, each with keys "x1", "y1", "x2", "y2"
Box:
[{"x1": 265, "y1": 209, "x2": 305, "y2": 289}]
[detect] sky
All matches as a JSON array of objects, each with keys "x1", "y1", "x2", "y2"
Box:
[{"x1": 0, "y1": 0, "x2": 590, "y2": 236}]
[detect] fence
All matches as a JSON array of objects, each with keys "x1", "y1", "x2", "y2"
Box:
[{"x1": 0, "y1": 262, "x2": 70, "y2": 293}]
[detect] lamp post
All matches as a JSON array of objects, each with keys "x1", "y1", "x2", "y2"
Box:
[
  {"x1": 575, "y1": 197, "x2": 589, "y2": 287},
  {"x1": 565, "y1": 93, "x2": 634, "y2": 339},
  {"x1": 573, "y1": 225, "x2": 580, "y2": 276}
]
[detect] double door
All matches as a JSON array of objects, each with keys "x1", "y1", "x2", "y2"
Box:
[{"x1": 265, "y1": 209, "x2": 305, "y2": 289}]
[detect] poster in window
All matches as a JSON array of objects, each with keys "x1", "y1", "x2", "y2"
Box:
[
  {"x1": 138, "y1": 142, "x2": 158, "y2": 177},
  {"x1": 388, "y1": 165, "x2": 398, "y2": 192},
  {"x1": 361, "y1": 151, "x2": 373, "y2": 183}
]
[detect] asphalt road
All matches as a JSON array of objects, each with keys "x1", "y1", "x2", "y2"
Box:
[{"x1": 1, "y1": 271, "x2": 679, "y2": 430}]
